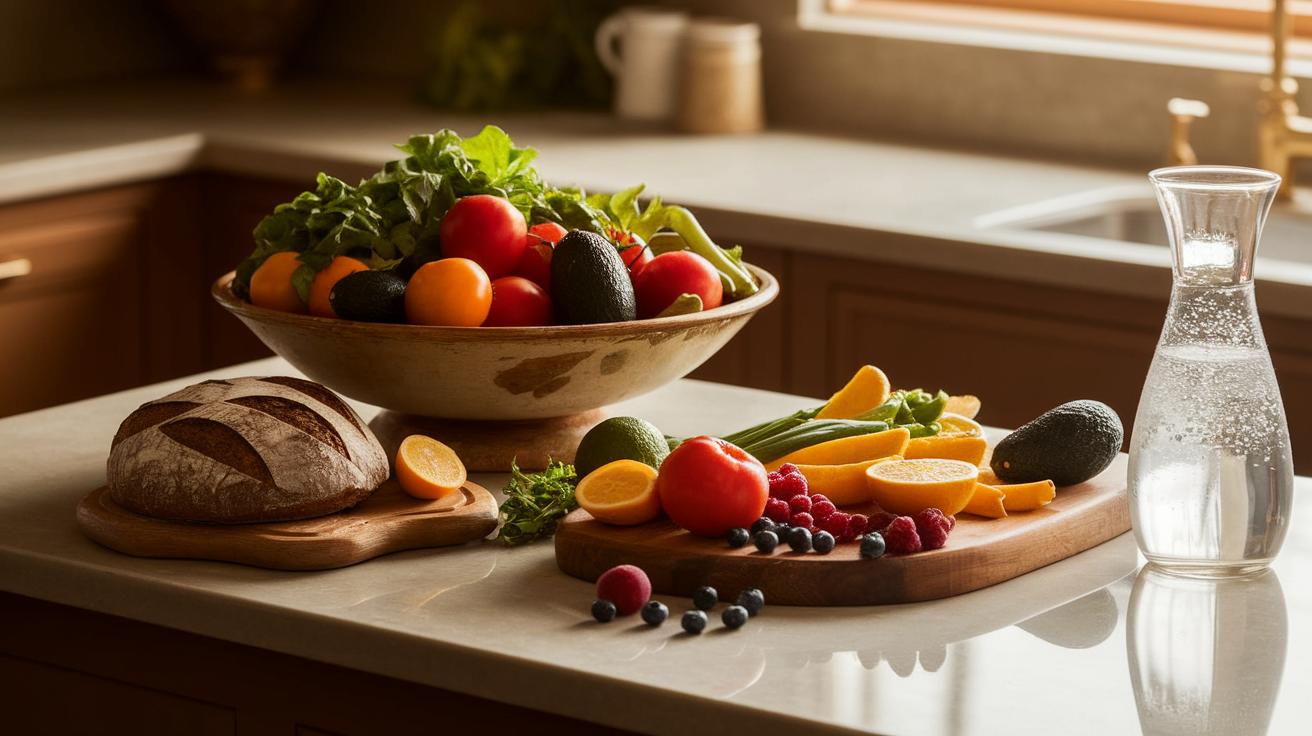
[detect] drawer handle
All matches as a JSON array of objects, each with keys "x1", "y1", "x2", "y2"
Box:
[{"x1": 0, "y1": 257, "x2": 31, "y2": 282}]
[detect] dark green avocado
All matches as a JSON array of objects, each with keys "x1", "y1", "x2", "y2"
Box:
[
  {"x1": 991, "y1": 400, "x2": 1123, "y2": 486},
  {"x1": 550, "y1": 230, "x2": 637, "y2": 325},
  {"x1": 328, "y1": 270, "x2": 407, "y2": 323}
]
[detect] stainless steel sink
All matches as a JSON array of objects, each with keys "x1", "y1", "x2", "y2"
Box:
[{"x1": 975, "y1": 185, "x2": 1312, "y2": 263}]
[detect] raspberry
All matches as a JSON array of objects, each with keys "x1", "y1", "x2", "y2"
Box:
[
  {"x1": 767, "y1": 471, "x2": 783, "y2": 486},
  {"x1": 596, "y1": 564, "x2": 652, "y2": 615},
  {"x1": 847, "y1": 513, "x2": 869, "y2": 539},
  {"x1": 811, "y1": 498, "x2": 837, "y2": 521},
  {"x1": 868, "y1": 511, "x2": 898, "y2": 533},
  {"x1": 788, "y1": 495, "x2": 812, "y2": 514},
  {"x1": 810, "y1": 494, "x2": 830, "y2": 506},
  {"x1": 914, "y1": 508, "x2": 952, "y2": 551},
  {"x1": 774, "y1": 472, "x2": 808, "y2": 499},
  {"x1": 764, "y1": 497, "x2": 790, "y2": 523},
  {"x1": 778, "y1": 463, "x2": 801, "y2": 476},
  {"x1": 947, "y1": 515, "x2": 957, "y2": 531},
  {"x1": 790, "y1": 511, "x2": 814, "y2": 529},
  {"x1": 819, "y1": 511, "x2": 851, "y2": 539},
  {"x1": 882, "y1": 517, "x2": 922, "y2": 554}
]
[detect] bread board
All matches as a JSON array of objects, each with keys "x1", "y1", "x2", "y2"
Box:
[
  {"x1": 555, "y1": 455, "x2": 1130, "y2": 606},
  {"x1": 77, "y1": 480, "x2": 498, "y2": 571}
]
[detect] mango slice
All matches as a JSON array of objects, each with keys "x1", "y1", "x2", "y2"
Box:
[
  {"x1": 944, "y1": 395, "x2": 981, "y2": 419},
  {"x1": 816, "y1": 365, "x2": 891, "y2": 420},
  {"x1": 766, "y1": 427, "x2": 910, "y2": 470},
  {"x1": 962, "y1": 483, "x2": 1007, "y2": 519},
  {"x1": 792, "y1": 456, "x2": 900, "y2": 507},
  {"x1": 904, "y1": 435, "x2": 988, "y2": 465},
  {"x1": 997, "y1": 479, "x2": 1057, "y2": 512}
]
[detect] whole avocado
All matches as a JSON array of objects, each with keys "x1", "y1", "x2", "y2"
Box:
[
  {"x1": 328, "y1": 270, "x2": 407, "y2": 323},
  {"x1": 991, "y1": 400, "x2": 1123, "y2": 486},
  {"x1": 550, "y1": 230, "x2": 637, "y2": 324}
]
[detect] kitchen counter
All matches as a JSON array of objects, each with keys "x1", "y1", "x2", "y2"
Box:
[
  {"x1": 8, "y1": 79, "x2": 1312, "y2": 319},
  {"x1": 0, "y1": 357, "x2": 1307, "y2": 735}
]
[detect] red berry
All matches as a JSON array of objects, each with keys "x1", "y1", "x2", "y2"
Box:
[
  {"x1": 848, "y1": 513, "x2": 869, "y2": 539},
  {"x1": 811, "y1": 499, "x2": 837, "y2": 521},
  {"x1": 788, "y1": 495, "x2": 812, "y2": 514},
  {"x1": 790, "y1": 511, "x2": 814, "y2": 529},
  {"x1": 778, "y1": 463, "x2": 801, "y2": 476},
  {"x1": 819, "y1": 511, "x2": 851, "y2": 538},
  {"x1": 767, "y1": 471, "x2": 783, "y2": 485},
  {"x1": 595, "y1": 564, "x2": 651, "y2": 615},
  {"x1": 914, "y1": 508, "x2": 952, "y2": 551},
  {"x1": 868, "y1": 511, "x2": 898, "y2": 533},
  {"x1": 882, "y1": 517, "x2": 923, "y2": 554},
  {"x1": 947, "y1": 515, "x2": 957, "y2": 531},
  {"x1": 810, "y1": 494, "x2": 830, "y2": 506},
  {"x1": 775, "y1": 472, "x2": 808, "y2": 499},
  {"x1": 764, "y1": 497, "x2": 791, "y2": 523}
]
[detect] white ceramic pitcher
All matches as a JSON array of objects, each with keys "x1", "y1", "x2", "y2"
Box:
[{"x1": 594, "y1": 7, "x2": 688, "y2": 122}]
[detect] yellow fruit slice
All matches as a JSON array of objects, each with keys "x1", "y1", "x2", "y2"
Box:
[
  {"x1": 905, "y1": 413, "x2": 988, "y2": 465},
  {"x1": 792, "y1": 456, "x2": 901, "y2": 507},
  {"x1": 865, "y1": 458, "x2": 980, "y2": 516},
  {"x1": 766, "y1": 428, "x2": 910, "y2": 470},
  {"x1": 996, "y1": 480, "x2": 1057, "y2": 512},
  {"x1": 396, "y1": 435, "x2": 467, "y2": 500},
  {"x1": 962, "y1": 483, "x2": 1007, "y2": 519},
  {"x1": 816, "y1": 365, "x2": 892, "y2": 419},
  {"x1": 977, "y1": 467, "x2": 1005, "y2": 486},
  {"x1": 945, "y1": 395, "x2": 981, "y2": 419},
  {"x1": 575, "y1": 459, "x2": 662, "y2": 526}
]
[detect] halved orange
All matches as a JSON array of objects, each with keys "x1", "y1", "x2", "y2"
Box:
[
  {"x1": 865, "y1": 458, "x2": 980, "y2": 516},
  {"x1": 905, "y1": 413, "x2": 988, "y2": 465},
  {"x1": 575, "y1": 459, "x2": 661, "y2": 526},
  {"x1": 396, "y1": 435, "x2": 467, "y2": 500}
]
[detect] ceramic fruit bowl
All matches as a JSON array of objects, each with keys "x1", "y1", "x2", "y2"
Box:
[{"x1": 212, "y1": 265, "x2": 778, "y2": 470}]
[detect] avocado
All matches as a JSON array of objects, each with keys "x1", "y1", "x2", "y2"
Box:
[
  {"x1": 991, "y1": 400, "x2": 1123, "y2": 486},
  {"x1": 328, "y1": 270, "x2": 407, "y2": 323},
  {"x1": 550, "y1": 230, "x2": 637, "y2": 324}
]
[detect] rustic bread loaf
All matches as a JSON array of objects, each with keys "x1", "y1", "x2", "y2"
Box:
[{"x1": 107, "y1": 376, "x2": 389, "y2": 523}]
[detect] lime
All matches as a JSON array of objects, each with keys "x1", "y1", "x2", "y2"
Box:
[{"x1": 574, "y1": 416, "x2": 669, "y2": 479}]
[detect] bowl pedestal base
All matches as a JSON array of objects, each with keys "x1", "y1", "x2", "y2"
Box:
[{"x1": 368, "y1": 409, "x2": 608, "y2": 473}]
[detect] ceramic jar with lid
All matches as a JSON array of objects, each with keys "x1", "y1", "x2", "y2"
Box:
[{"x1": 677, "y1": 19, "x2": 763, "y2": 134}]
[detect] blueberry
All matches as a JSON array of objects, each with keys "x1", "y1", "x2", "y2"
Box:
[
  {"x1": 813, "y1": 530, "x2": 836, "y2": 554},
  {"x1": 750, "y1": 517, "x2": 775, "y2": 535},
  {"x1": 681, "y1": 609, "x2": 708, "y2": 634},
  {"x1": 860, "y1": 532, "x2": 887, "y2": 559},
  {"x1": 641, "y1": 600, "x2": 668, "y2": 626},
  {"x1": 693, "y1": 585, "x2": 718, "y2": 611},
  {"x1": 592, "y1": 599, "x2": 617, "y2": 623},
  {"x1": 787, "y1": 526, "x2": 813, "y2": 553},
  {"x1": 722, "y1": 605, "x2": 749, "y2": 630},
  {"x1": 735, "y1": 588, "x2": 765, "y2": 617},
  {"x1": 727, "y1": 527, "x2": 751, "y2": 548},
  {"x1": 752, "y1": 529, "x2": 778, "y2": 553}
]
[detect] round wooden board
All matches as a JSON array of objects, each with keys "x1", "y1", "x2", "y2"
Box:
[
  {"x1": 77, "y1": 480, "x2": 498, "y2": 571},
  {"x1": 555, "y1": 455, "x2": 1131, "y2": 606}
]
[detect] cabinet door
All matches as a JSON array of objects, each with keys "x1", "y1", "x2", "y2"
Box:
[
  {"x1": 0, "y1": 196, "x2": 147, "y2": 416},
  {"x1": 688, "y1": 244, "x2": 790, "y2": 392}
]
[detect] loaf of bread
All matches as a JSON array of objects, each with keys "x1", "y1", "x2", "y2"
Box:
[{"x1": 108, "y1": 376, "x2": 389, "y2": 523}]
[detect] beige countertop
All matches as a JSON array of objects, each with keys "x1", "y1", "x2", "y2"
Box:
[
  {"x1": 0, "y1": 357, "x2": 1308, "y2": 735},
  {"x1": 8, "y1": 79, "x2": 1312, "y2": 319}
]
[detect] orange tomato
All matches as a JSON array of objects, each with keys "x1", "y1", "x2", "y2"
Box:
[
  {"x1": 308, "y1": 256, "x2": 368, "y2": 317},
  {"x1": 405, "y1": 258, "x2": 492, "y2": 326},
  {"x1": 249, "y1": 251, "x2": 306, "y2": 313}
]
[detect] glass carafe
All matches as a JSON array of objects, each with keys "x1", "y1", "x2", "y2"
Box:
[{"x1": 1129, "y1": 166, "x2": 1293, "y2": 576}]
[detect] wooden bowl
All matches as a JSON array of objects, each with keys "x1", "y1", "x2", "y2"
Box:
[{"x1": 211, "y1": 265, "x2": 778, "y2": 422}]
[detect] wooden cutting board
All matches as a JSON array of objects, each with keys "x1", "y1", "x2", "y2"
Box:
[
  {"x1": 555, "y1": 455, "x2": 1130, "y2": 606},
  {"x1": 77, "y1": 480, "x2": 498, "y2": 571}
]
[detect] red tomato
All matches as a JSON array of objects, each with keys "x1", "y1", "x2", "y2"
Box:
[
  {"x1": 632, "y1": 251, "x2": 723, "y2": 318},
  {"x1": 485, "y1": 276, "x2": 553, "y2": 326},
  {"x1": 656, "y1": 436, "x2": 768, "y2": 537},
  {"x1": 618, "y1": 242, "x2": 652, "y2": 275},
  {"x1": 527, "y1": 221, "x2": 568, "y2": 245},
  {"x1": 439, "y1": 195, "x2": 527, "y2": 278},
  {"x1": 514, "y1": 242, "x2": 553, "y2": 290}
]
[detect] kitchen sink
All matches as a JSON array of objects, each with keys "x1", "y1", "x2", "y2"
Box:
[{"x1": 975, "y1": 184, "x2": 1312, "y2": 263}]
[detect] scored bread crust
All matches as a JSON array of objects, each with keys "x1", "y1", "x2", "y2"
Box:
[{"x1": 107, "y1": 376, "x2": 389, "y2": 523}]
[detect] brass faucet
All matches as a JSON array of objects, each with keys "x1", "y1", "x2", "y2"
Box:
[{"x1": 1169, "y1": 0, "x2": 1309, "y2": 197}]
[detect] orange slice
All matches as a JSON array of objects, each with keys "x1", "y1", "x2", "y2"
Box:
[
  {"x1": 905, "y1": 413, "x2": 988, "y2": 465},
  {"x1": 944, "y1": 395, "x2": 981, "y2": 419},
  {"x1": 766, "y1": 428, "x2": 910, "y2": 469},
  {"x1": 575, "y1": 459, "x2": 661, "y2": 526},
  {"x1": 791, "y1": 456, "x2": 901, "y2": 507},
  {"x1": 816, "y1": 365, "x2": 891, "y2": 419},
  {"x1": 996, "y1": 480, "x2": 1056, "y2": 512},
  {"x1": 865, "y1": 458, "x2": 980, "y2": 516},
  {"x1": 962, "y1": 483, "x2": 1007, "y2": 519},
  {"x1": 396, "y1": 435, "x2": 467, "y2": 500}
]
